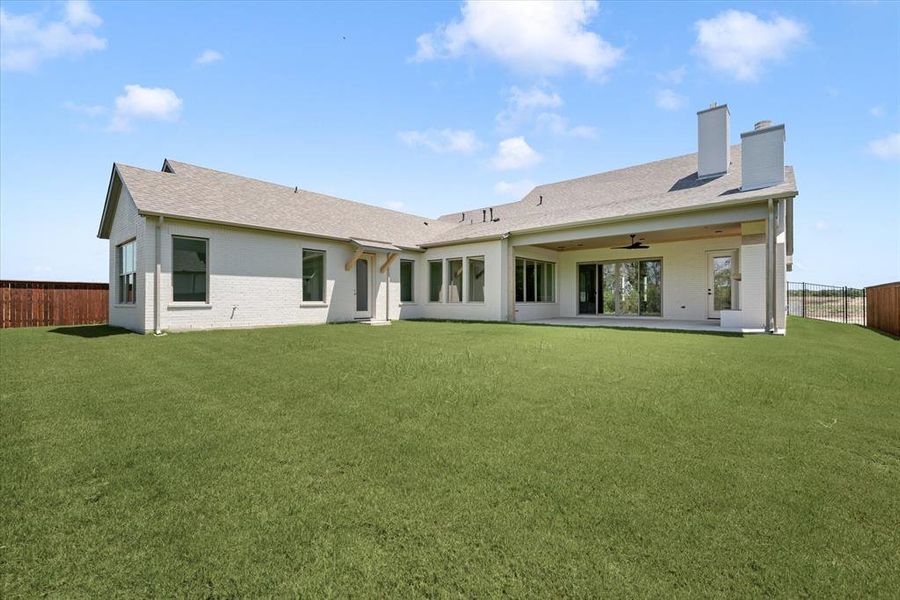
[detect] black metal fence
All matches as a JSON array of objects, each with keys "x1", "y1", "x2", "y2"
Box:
[{"x1": 787, "y1": 282, "x2": 866, "y2": 325}]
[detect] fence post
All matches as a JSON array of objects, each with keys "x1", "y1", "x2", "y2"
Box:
[
  {"x1": 802, "y1": 283, "x2": 806, "y2": 318},
  {"x1": 843, "y1": 286, "x2": 848, "y2": 324}
]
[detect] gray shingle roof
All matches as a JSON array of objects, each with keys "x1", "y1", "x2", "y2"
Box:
[
  {"x1": 105, "y1": 146, "x2": 796, "y2": 248},
  {"x1": 426, "y1": 145, "x2": 796, "y2": 245},
  {"x1": 112, "y1": 160, "x2": 454, "y2": 248}
]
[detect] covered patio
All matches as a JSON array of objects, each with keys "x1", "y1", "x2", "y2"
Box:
[{"x1": 505, "y1": 201, "x2": 788, "y2": 333}]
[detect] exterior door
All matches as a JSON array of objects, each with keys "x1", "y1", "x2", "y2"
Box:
[
  {"x1": 707, "y1": 251, "x2": 735, "y2": 319},
  {"x1": 578, "y1": 264, "x2": 597, "y2": 314},
  {"x1": 355, "y1": 255, "x2": 373, "y2": 319}
]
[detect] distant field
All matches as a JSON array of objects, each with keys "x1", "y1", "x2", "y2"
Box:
[
  {"x1": 787, "y1": 294, "x2": 866, "y2": 325},
  {"x1": 2, "y1": 317, "x2": 898, "y2": 597}
]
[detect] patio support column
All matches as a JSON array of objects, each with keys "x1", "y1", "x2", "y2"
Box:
[
  {"x1": 154, "y1": 215, "x2": 163, "y2": 335},
  {"x1": 500, "y1": 236, "x2": 515, "y2": 322},
  {"x1": 766, "y1": 199, "x2": 776, "y2": 333}
]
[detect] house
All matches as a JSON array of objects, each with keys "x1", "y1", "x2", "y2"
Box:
[{"x1": 97, "y1": 104, "x2": 797, "y2": 334}]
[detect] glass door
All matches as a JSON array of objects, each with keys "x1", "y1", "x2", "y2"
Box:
[
  {"x1": 707, "y1": 251, "x2": 735, "y2": 318},
  {"x1": 580, "y1": 260, "x2": 662, "y2": 316},
  {"x1": 578, "y1": 264, "x2": 597, "y2": 314}
]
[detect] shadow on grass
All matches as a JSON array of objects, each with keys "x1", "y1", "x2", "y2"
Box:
[
  {"x1": 49, "y1": 325, "x2": 134, "y2": 338},
  {"x1": 863, "y1": 325, "x2": 900, "y2": 341},
  {"x1": 404, "y1": 318, "x2": 746, "y2": 338}
]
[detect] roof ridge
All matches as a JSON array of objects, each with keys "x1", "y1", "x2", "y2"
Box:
[{"x1": 437, "y1": 146, "x2": 745, "y2": 220}]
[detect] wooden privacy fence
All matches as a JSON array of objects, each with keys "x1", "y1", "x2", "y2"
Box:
[
  {"x1": 1, "y1": 280, "x2": 108, "y2": 328},
  {"x1": 866, "y1": 282, "x2": 900, "y2": 337}
]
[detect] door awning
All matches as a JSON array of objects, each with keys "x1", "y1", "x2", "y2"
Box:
[{"x1": 350, "y1": 238, "x2": 401, "y2": 253}]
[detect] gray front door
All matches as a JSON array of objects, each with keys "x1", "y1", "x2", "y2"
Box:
[{"x1": 355, "y1": 256, "x2": 372, "y2": 318}]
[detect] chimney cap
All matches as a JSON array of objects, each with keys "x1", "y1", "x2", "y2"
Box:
[
  {"x1": 740, "y1": 122, "x2": 785, "y2": 138},
  {"x1": 697, "y1": 102, "x2": 729, "y2": 115}
]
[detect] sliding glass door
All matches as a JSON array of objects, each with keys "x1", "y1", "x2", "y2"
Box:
[{"x1": 578, "y1": 259, "x2": 661, "y2": 316}]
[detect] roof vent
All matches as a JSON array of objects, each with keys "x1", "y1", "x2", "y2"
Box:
[{"x1": 754, "y1": 120, "x2": 774, "y2": 131}]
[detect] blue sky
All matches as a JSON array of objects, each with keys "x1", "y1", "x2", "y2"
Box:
[{"x1": 1, "y1": 0, "x2": 898, "y2": 287}]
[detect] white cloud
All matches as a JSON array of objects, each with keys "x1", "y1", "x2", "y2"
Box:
[
  {"x1": 534, "y1": 112, "x2": 597, "y2": 138},
  {"x1": 494, "y1": 179, "x2": 535, "y2": 198},
  {"x1": 411, "y1": 0, "x2": 623, "y2": 78},
  {"x1": 0, "y1": 0, "x2": 106, "y2": 71},
  {"x1": 497, "y1": 87, "x2": 558, "y2": 130},
  {"x1": 869, "y1": 105, "x2": 886, "y2": 118},
  {"x1": 397, "y1": 128, "x2": 481, "y2": 154},
  {"x1": 384, "y1": 200, "x2": 405, "y2": 210},
  {"x1": 65, "y1": 0, "x2": 101, "y2": 27},
  {"x1": 814, "y1": 220, "x2": 829, "y2": 231},
  {"x1": 63, "y1": 101, "x2": 106, "y2": 117},
  {"x1": 507, "y1": 86, "x2": 563, "y2": 111},
  {"x1": 866, "y1": 133, "x2": 900, "y2": 161},
  {"x1": 656, "y1": 65, "x2": 687, "y2": 84},
  {"x1": 109, "y1": 84, "x2": 183, "y2": 132},
  {"x1": 497, "y1": 85, "x2": 562, "y2": 131},
  {"x1": 496, "y1": 86, "x2": 595, "y2": 138},
  {"x1": 194, "y1": 49, "x2": 223, "y2": 66},
  {"x1": 693, "y1": 10, "x2": 807, "y2": 82},
  {"x1": 491, "y1": 137, "x2": 542, "y2": 171},
  {"x1": 655, "y1": 89, "x2": 687, "y2": 111}
]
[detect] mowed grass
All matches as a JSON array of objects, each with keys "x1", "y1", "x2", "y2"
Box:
[{"x1": 1, "y1": 318, "x2": 898, "y2": 598}]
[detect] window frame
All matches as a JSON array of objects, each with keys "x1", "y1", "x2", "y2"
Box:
[
  {"x1": 171, "y1": 235, "x2": 210, "y2": 304},
  {"x1": 515, "y1": 257, "x2": 557, "y2": 304},
  {"x1": 116, "y1": 239, "x2": 137, "y2": 305},
  {"x1": 446, "y1": 258, "x2": 463, "y2": 303},
  {"x1": 466, "y1": 256, "x2": 485, "y2": 303},
  {"x1": 399, "y1": 259, "x2": 415, "y2": 304},
  {"x1": 300, "y1": 248, "x2": 327, "y2": 304},
  {"x1": 428, "y1": 259, "x2": 444, "y2": 303}
]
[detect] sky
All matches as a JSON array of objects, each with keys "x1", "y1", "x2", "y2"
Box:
[{"x1": 1, "y1": 0, "x2": 898, "y2": 287}]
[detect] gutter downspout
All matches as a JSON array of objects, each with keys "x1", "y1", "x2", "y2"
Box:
[
  {"x1": 154, "y1": 215, "x2": 164, "y2": 335},
  {"x1": 766, "y1": 200, "x2": 775, "y2": 333}
]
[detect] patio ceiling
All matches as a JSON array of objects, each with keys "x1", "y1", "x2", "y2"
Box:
[{"x1": 531, "y1": 221, "x2": 749, "y2": 252}]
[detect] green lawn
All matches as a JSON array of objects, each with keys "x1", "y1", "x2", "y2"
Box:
[{"x1": 1, "y1": 318, "x2": 898, "y2": 597}]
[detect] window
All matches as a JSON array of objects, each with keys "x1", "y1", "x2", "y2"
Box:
[
  {"x1": 515, "y1": 258, "x2": 525, "y2": 302},
  {"x1": 400, "y1": 259, "x2": 414, "y2": 303},
  {"x1": 447, "y1": 258, "x2": 463, "y2": 303},
  {"x1": 467, "y1": 257, "x2": 485, "y2": 302},
  {"x1": 172, "y1": 236, "x2": 208, "y2": 302},
  {"x1": 117, "y1": 240, "x2": 136, "y2": 304},
  {"x1": 516, "y1": 258, "x2": 556, "y2": 303},
  {"x1": 428, "y1": 260, "x2": 443, "y2": 302},
  {"x1": 302, "y1": 249, "x2": 325, "y2": 302}
]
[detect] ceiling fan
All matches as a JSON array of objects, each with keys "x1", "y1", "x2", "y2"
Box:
[{"x1": 613, "y1": 234, "x2": 650, "y2": 250}]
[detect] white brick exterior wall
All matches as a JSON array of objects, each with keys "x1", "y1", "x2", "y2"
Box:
[
  {"x1": 105, "y1": 190, "x2": 784, "y2": 333},
  {"x1": 401, "y1": 240, "x2": 506, "y2": 321},
  {"x1": 107, "y1": 187, "x2": 148, "y2": 332},
  {"x1": 143, "y1": 219, "x2": 405, "y2": 332}
]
